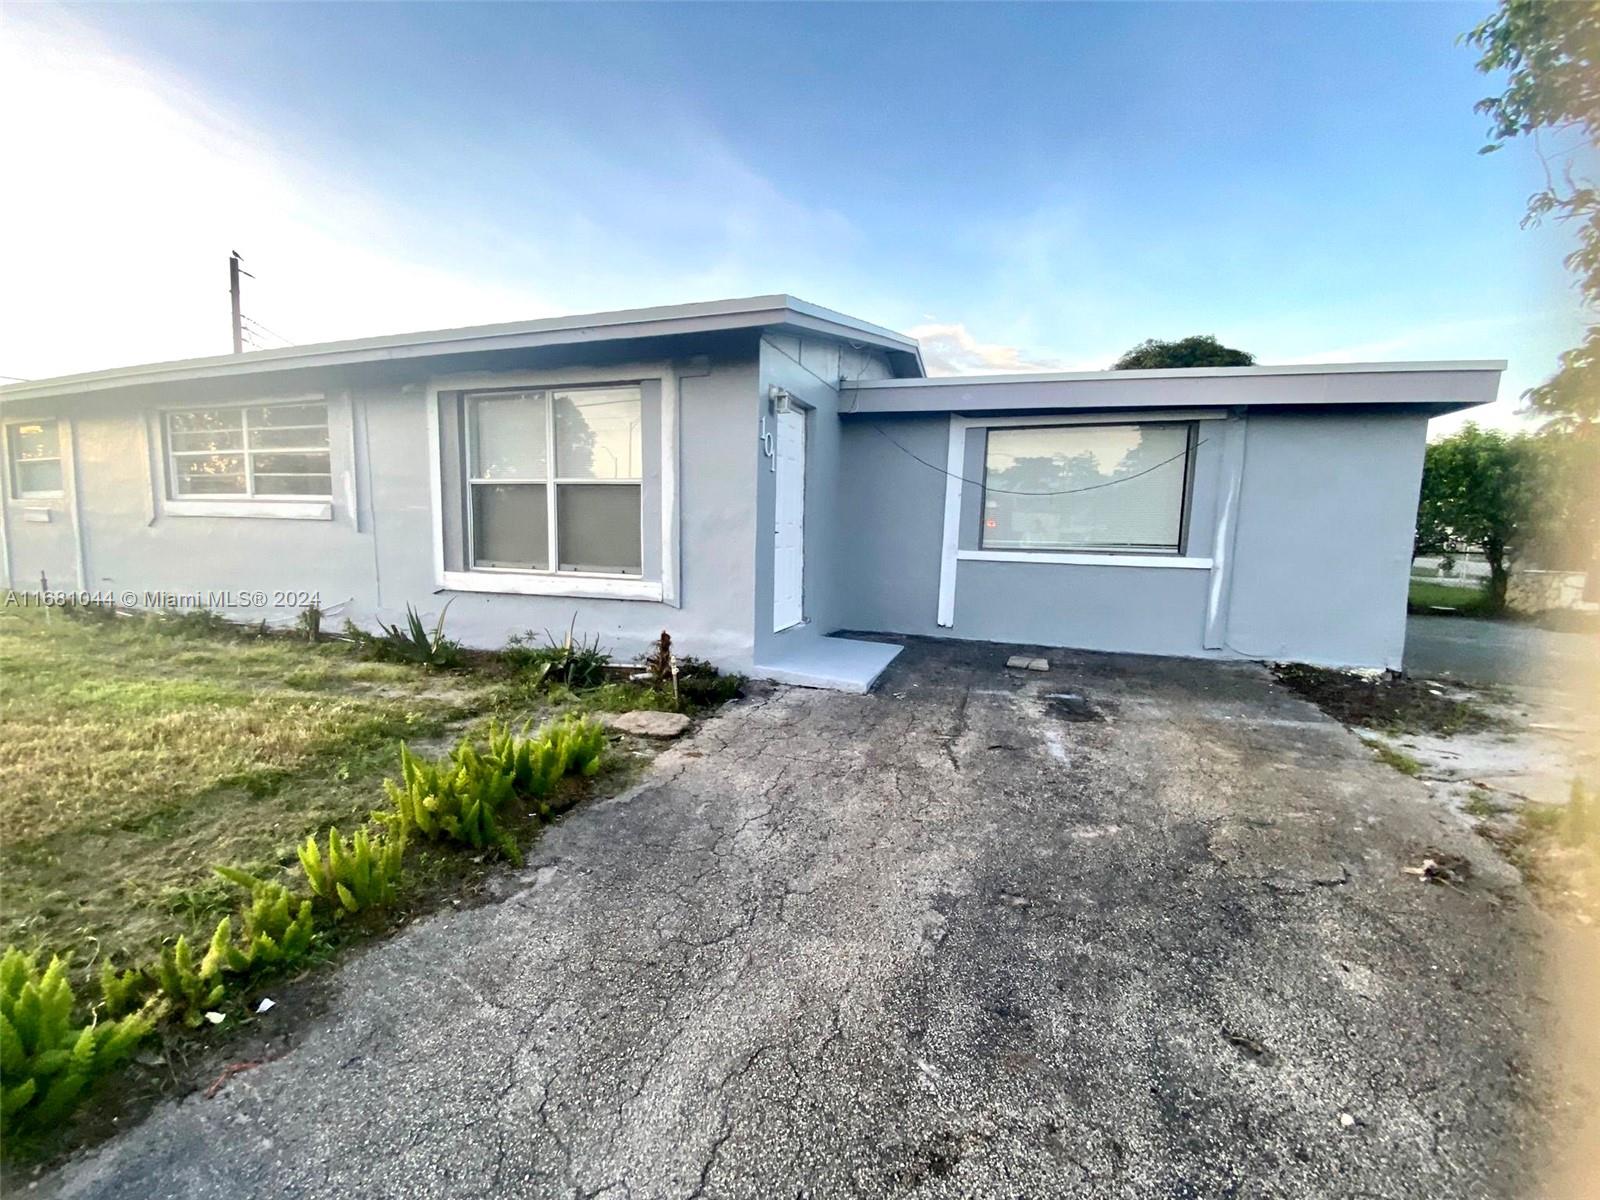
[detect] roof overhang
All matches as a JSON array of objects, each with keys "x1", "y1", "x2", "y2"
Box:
[
  {"x1": 841, "y1": 360, "x2": 1506, "y2": 418},
  {"x1": 0, "y1": 294, "x2": 924, "y2": 405}
]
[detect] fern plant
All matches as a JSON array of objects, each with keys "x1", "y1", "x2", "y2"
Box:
[
  {"x1": 1, "y1": 949, "x2": 151, "y2": 1139},
  {"x1": 153, "y1": 932, "x2": 227, "y2": 1028},
  {"x1": 383, "y1": 742, "x2": 521, "y2": 862},
  {"x1": 297, "y1": 826, "x2": 405, "y2": 914},
  {"x1": 97, "y1": 960, "x2": 153, "y2": 1020},
  {"x1": 210, "y1": 867, "x2": 317, "y2": 968},
  {"x1": 484, "y1": 717, "x2": 606, "y2": 813}
]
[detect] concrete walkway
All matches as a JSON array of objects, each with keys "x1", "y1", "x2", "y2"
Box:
[{"x1": 45, "y1": 639, "x2": 1551, "y2": 1199}]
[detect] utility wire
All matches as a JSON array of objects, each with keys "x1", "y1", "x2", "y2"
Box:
[
  {"x1": 0, "y1": 372, "x2": 32, "y2": 382},
  {"x1": 867, "y1": 422, "x2": 1202, "y2": 497},
  {"x1": 240, "y1": 314, "x2": 294, "y2": 346}
]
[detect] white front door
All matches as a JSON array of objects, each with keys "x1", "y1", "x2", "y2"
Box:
[{"x1": 772, "y1": 405, "x2": 806, "y2": 631}]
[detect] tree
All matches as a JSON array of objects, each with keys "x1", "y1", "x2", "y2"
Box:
[
  {"x1": 1111, "y1": 335, "x2": 1255, "y2": 370},
  {"x1": 1465, "y1": 1, "x2": 1600, "y2": 427},
  {"x1": 1414, "y1": 424, "x2": 1542, "y2": 613}
]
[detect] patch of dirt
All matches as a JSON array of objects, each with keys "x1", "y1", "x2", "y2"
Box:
[{"x1": 1271, "y1": 663, "x2": 1499, "y2": 736}]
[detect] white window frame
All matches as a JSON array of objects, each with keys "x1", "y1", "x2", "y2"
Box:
[
  {"x1": 427, "y1": 364, "x2": 680, "y2": 604},
  {"x1": 937, "y1": 410, "x2": 1226, "y2": 627},
  {"x1": 463, "y1": 385, "x2": 644, "y2": 577},
  {"x1": 5, "y1": 418, "x2": 65, "y2": 499},
  {"x1": 160, "y1": 395, "x2": 335, "y2": 520}
]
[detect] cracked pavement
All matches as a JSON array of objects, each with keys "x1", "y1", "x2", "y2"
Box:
[{"x1": 44, "y1": 638, "x2": 1552, "y2": 1198}]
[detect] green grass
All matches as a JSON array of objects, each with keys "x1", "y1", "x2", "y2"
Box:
[
  {"x1": 1407, "y1": 578, "x2": 1498, "y2": 617},
  {"x1": 0, "y1": 607, "x2": 507, "y2": 964}
]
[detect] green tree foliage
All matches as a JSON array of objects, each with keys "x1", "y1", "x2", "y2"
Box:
[
  {"x1": 0, "y1": 950, "x2": 151, "y2": 1141},
  {"x1": 1465, "y1": 1, "x2": 1600, "y2": 425},
  {"x1": 1112, "y1": 335, "x2": 1255, "y2": 370},
  {"x1": 1415, "y1": 424, "x2": 1542, "y2": 612}
]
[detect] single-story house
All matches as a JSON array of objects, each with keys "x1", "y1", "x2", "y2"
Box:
[{"x1": 0, "y1": 295, "x2": 1501, "y2": 691}]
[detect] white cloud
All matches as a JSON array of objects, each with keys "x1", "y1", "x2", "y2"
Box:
[{"x1": 906, "y1": 321, "x2": 1097, "y2": 376}]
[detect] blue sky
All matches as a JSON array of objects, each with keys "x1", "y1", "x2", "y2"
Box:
[{"x1": 1, "y1": 2, "x2": 1588, "y2": 431}]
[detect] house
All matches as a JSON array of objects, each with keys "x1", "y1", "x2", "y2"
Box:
[{"x1": 0, "y1": 295, "x2": 1501, "y2": 691}]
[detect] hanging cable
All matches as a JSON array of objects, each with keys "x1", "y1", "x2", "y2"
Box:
[{"x1": 866, "y1": 422, "x2": 1202, "y2": 497}]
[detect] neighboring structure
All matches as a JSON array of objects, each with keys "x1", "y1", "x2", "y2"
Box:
[{"x1": 0, "y1": 296, "x2": 1501, "y2": 690}]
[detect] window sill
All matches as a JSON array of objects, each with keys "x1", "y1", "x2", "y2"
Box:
[
  {"x1": 957, "y1": 549, "x2": 1214, "y2": 569},
  {"x1": 165, "y1": 499, "x2": 333, "y2": 521},
  {"x1": 439, "y1": 569, "x2": 664, "y2": 601}
]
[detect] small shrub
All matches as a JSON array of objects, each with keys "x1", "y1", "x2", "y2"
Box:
[
  {"x1": 153, "y1": 932, "x2": 227, "y2": 1027},
  {"x1": 505, "y1": 626, "x2": 610, "y2": 688},
  {"x1": 297, "y1": 603, "x2": 324, "y2": 643},
  {"x1": 296, "y1": 827, "x2": 405, "y2": 915},
  {"x1": 0, "y1": 949, "x2": 151, "y2": 1140},
  {"x1": 675, "y1": 656, "x2": 744, "y2": 709},
  {"x1": 384, "y1": 743, "x2": 520, "y2": 863},
  {"x1": 210, "y1": 867, "x2": 317, "y2": 969},
  {"x1": 351, "y1": 601, "x2": 463, "y2": 668}
]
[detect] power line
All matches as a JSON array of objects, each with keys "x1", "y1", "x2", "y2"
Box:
[
  {"x1": 866, "y1": 422, "x2": 1203, "y2": 497},
  {"x1": 0, "y1": 372, "x2": 32, "y2": 382},
  {"x1": 240, "y1": 313, "x2": 294, "y2": 347}
]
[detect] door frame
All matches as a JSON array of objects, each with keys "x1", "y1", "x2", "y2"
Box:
[{"x1": 770, "y1": 388, "x2": 810, "y2": 633}]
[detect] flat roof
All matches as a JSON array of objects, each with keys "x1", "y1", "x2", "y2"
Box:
[
  {"x1": 0, "y1": 294, "x2": 924, "y2": 403},
  {"x1": 841, "y1": 360, "x2": 1506, "y2": 417}
]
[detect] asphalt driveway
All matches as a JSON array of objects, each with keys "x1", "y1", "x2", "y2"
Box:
[{"x1": 45, "y1": 639, "x2": 1550, "y2": 1199}]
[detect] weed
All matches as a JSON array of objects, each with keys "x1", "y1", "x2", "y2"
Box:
[
  {"x1": 97, "y1": 960, "x2": 151, "y2": 1020},
  {"x1": 505, "y1": 625, "x2": 610, "y2": 688},
  {"x1": 1273, "y1": 663, "x2": 1496, "y2": 736},
  {"x1": 1463, "y1": 788, "x2": 1502, "y2": 819},
  {"x1": 351, "y1": 601, "x2": 463, "y2": 669},
  {"x1": 0, "y1": 949, "x2": 151, "y2": 1142},
  {"x1": 297, "y1": 604, "x2": 324, "y2": 643},
  {"x1": 1362, "y1": 737, "x2": 1423, "y2": 777}
]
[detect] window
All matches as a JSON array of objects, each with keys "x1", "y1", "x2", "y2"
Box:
[
  {"x1": 466, "y1": 385, "x2": 642, "y2": 576},
  {"x1": 165, "y1": 403, "x2": 331, "y2": 499},
  {"x1": 981, "y1": 422, "x2": 1192, "y2": 554},
  {"x1": 7, "y1": 420, "x2": 63, "y2": 497}
]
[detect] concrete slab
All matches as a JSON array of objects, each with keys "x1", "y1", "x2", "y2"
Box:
[{"x1": 753, "y1": 634, "x2": 902, "y2": 693}]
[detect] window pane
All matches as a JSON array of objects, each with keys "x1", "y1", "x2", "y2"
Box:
[
  {"x1": 250, "y1": 451, "x2": 331, "y2": 477},
  {"x1": 16, "y1": 460, "x2": 62, "y2": 495},
  {"x1": 255, "y1": 474, "x2": 333, "y2": 496},
  {"x1": 470, "y1": 392, "x2": 547, "y2": 480},
  {"x1": 170, "y1": 428, "x2": 244, "y2": 452},
  {"x1": 249, "y1": 424, "x2": 329, "y2": 449},
  {"x1": 11, "y1": 421, "x2": 59, "y2": 462},
  {"x1": 169, "y1": 409, "x2": 243, "y2": 436},
  {"x1": 553, "y1": 387, "x2": 641, "y2": 480},
  {"x1": 471, "y1": 483, "x2": 548, "y2": 569},
  {"x1": 982, "y1": 424, "x2": 1188, "y2": 552},
  {"x1": 173, "y1": 453, "x2": 247, "y2": 495},
  {"x1": 557, "y1": 483, "x2": 641, "y2": 574},
  {"x1": 247, "y1": 403, "x2": 326, "y2": 430}
]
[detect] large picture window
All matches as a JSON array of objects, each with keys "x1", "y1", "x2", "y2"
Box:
[
  {"x1": 165, "y1": 403, "x2": 331, "y2": 498},
  {"x1": 981, "y1": 422, "x2": 1192, "y2": 554},
  {"x1": 466, "y1": 385, "x2": 642, "y2": 576},
  {"x1": 7, "y1": 419, "x2": 63, "y2": 498}
]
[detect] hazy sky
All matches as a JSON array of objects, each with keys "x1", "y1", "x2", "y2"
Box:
[{"x1": 1, "y1": 2, "x2": 1588, "y2": 434}]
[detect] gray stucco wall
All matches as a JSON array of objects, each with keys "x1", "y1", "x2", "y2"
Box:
[
  {"x1": 752, "y1": 335, "x2": 894, "y2": 665},
  {"x1": 1223, "y1": 409, "x2": 1427, "y2": 669},
  {"x1": 835, "y1": 407, "x2": 1428, "y2": 669},
  {"x1": 3, "y1": 349, "x2": 762, "y2": 672}
]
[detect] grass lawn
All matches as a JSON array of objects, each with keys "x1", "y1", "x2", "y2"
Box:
[
  {"x1": 0, "y1": 606, "x2": 513, "y2": 966},
  {"x1": 1407, "y1": 578, "x2": 1496, "y2": 616}
]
